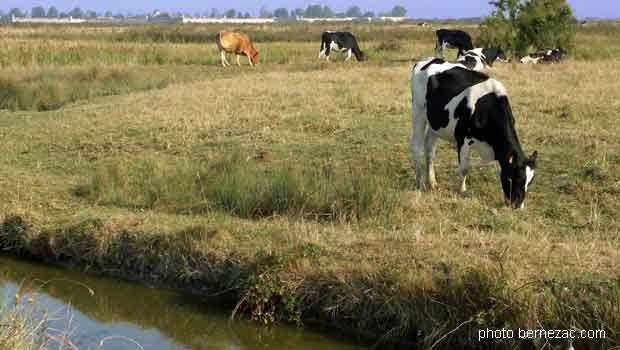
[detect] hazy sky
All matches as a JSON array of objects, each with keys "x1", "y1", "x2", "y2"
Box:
[{"x1": 1, "y1": 1, "x2": 616, "y2": 19}]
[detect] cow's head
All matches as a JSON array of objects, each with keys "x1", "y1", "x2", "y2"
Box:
[
  {"x1": 500, "y1": 151, "x2": 538, "y2": 209},
  {"x1": 355, "y1": 51, "x2": 367, "y2": 62},
  {"x1": 250, "y1": 50, "x2": 260, "y2": 65},
  {"x1": 496, "y1": 49, "x2": 509, "y2": 62}
]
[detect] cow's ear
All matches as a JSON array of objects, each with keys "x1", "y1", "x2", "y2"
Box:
[
  {"x1": 528, "y1": 151, "x2": 538, "y2": 169},
  {"x1": 506, "y1": 151, "x2": 515, "y2": 166}
]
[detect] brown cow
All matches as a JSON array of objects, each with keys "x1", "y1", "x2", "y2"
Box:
[{"x1": 216, "y1": 31, "x2": 259, "y2": 67}]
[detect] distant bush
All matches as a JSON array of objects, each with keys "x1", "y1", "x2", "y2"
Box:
[{"x1": 478, "y1": 0, "x2": 578, "y2": 56}]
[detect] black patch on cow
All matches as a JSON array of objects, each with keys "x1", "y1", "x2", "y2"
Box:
[
  {"x1": 436, "y1": 29, "x2": 474, "y2": 57},
  {"x1": 481, "y1": 48, "x2": 505, "y2": 66},
  {"x1": 420, "y1": 58, "x2": 445, "y2": 71},
  {"x1": 425, "y1": 67, "x2": 489, "y2": 130},
  {"x1": 453, "y1": 93, "x2": 520, "y2": 162},
  {"x1": 468, "y1": 140, "x2": 475, "y2": 146},
  {"x1": 461, "y1": 56, "x2": 478, "y2": 69}
]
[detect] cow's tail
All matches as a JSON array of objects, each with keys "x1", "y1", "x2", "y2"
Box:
[{"x1": 215, "y1": 31, "x2": 223, "y2": 51}]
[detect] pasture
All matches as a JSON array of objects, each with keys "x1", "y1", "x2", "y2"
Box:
[{"x1": 1, "y1": 22, "x2": 619, "y2": 349}]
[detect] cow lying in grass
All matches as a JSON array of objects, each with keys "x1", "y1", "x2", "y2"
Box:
[
  {"x1": 216, "y1": 31, "x2": 259, "y2": 67},
  {"x1": 520, "y1": 48, "x2": 567, "y2": 64},
  {"x1": 457, "y1": 48, "x2": 509, "y2": 71},
  {"x1": 410, "y1": 58, "x2": 538, "y2": 209}
]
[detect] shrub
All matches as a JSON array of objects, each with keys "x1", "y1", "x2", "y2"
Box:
[
  {"x1": 478, "y1": 0, "x2": 577, "y2": 56},
  {"x1": 83, "y1": 156, "x2": 400, "y2": 222}
]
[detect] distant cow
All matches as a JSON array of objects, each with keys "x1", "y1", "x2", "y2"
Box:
[
  {"x1": 457, "y1": 48, "x2": 509, "y2": 71},
  {"x1": 319, "y1": 31, "x2": 366, "y2": 62},
  {"x1": 216, "y1": 31, "x2": 259, "y2": 67},
  {"x1": 435, "y1": 29, "x2": 474, "y2": 58},
  {"x1": 520, "y1": 48, "x2": 567, "y2": 64},
  {"x1": 410, "y1": 58, "x2": 538, "y2": 208}
]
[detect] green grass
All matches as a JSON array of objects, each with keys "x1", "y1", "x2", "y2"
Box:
[
  {"x1": 0, "y1": 66, "x2": 171, "y2": 111},
  {"x1": 81, "y1": 155, "x2": 399, "y2": 221}
]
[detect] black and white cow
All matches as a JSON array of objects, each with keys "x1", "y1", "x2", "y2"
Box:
[
  {"x1": 457, "y1": 48, "x2": 509, "y2": 71},
  {"x1": 410, "y1": 58, "x2": 538, "y2": 209},
  {"x1": 318, "y1": 31, "x2": 366, "y2": 62},
  {"x1": 520, "y1": 48, "x2": 567, "y2": 64},
  {"x1": 435, "y1": 29, "x2": 474, "y2": 59}
]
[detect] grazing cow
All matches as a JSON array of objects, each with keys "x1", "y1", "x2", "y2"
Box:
[
  {"x1": 318, "y1": 31, "x2": 366, "y2": 62},
  {"x1": 435, "y1": 29, "x2": 474, "y2": 58},
  {"x1": 520, "y1": 48, "x2": 567, "y2": 64},
  {"x1": 216, "y1": 31, "x2": 259, "y2": 67},
  {"x1": 457, "y1": 48, "x2": 509, "y2": 71},
  {"x1": 410, "y1": 58, "x2": 538, "y2": 209}
]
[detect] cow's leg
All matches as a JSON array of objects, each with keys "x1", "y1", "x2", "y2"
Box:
[
  {"x1": 345, "y1": 49, "x2": 352, "y2": 62},
  {"x1": 220, "y1": 51, "x2": 230, "y2": 67},
  {"x1": 457, "y1": 142, "x2": 470, "y2": 193},
  {"x1": 425, "y1": 131, "x2": 439, "y2": 190},
  {"x1": 411, "y1": 104, "x2": 428, "y2": 190},
  {"x1": 236, "y1": 54, "x2": 241, "y2": 66},
  {"x1": 436, "y1": 41, "x2": 446, "y2": 59},
  {"x1": 248, "y1": 55, "x2": 254, "y2": 67}
]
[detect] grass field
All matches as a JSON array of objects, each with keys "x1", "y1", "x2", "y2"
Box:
[{"x1": 1, "y1": 21, "x2": 619, "y2": 349}]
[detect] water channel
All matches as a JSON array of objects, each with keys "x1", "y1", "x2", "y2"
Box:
[{"x1": 0, "y1": 255, "x2": 368, "y2": 350}]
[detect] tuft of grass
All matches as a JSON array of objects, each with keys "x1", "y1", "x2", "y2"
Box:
[{"x1": 82, "y1": 156, "x2": 399, "y2": 221}]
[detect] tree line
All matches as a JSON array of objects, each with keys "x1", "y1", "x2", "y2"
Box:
[{"x1": 0, "y1": 5, "x2": 407, "y2": 20}]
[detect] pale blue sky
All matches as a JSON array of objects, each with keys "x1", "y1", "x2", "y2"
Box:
[{"x1": 1, "y1": 1, "x2": 616, "y2": 19}]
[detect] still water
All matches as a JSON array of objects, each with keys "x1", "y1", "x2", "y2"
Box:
[{"x1": 0, "y1": 255, "x2": 367, "y2": 350}]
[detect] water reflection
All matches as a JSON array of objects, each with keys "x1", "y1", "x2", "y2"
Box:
[{"x1": 0, "y1": 255, "x2": 366, "y2": 350}]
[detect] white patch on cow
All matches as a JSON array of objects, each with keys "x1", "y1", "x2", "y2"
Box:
[
  {"x1": 525, "y1": 165, "x2": 534, "y2": 192},
  {"x1": 467, "y1": 138, "x2": 496, "y2": 163},
  {"x1": 520, "y1": 56, "x2": 541, "y2": 64},
  {"x1": 329, "y1": 41, "x2": 347, "y2": 52},
  {"x1": 458, "y1": 52, "x2": 486, "y2": 71},
  {"x1": 464, "y1": 79, "x2": 506, "y2": 115}
]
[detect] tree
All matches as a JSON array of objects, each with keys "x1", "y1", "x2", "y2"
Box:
[
  {"x1": 305, "y1": 5, "x2": 323, "y2": 17},
  {"x1": 224, "y1": 9, "x2": 236, "y2": 18},
  {"x1": 346, "y1": 6, "x2": 362, "y2": 17},
  {"x1": 9, "y1": 8, "x2": 25, "y2": 18},
  {"x1": 86, "y1": 10, "x2": 97, "y2": 19},
  {"x1": 362, "y1": 11, "x2": 375, "y2": 18},
  {"x1": 69, "y1": 7, "x2": 84, "y2": 18},
  {"x1": 391, "y1": 5, "x2": 407, "y2": 17},
  {"x1": 274, "y1": 8, "x2": 289, "y2": 18},
  {"x1": 322, "y1": 6, "x2": 334, "y2": 18},
  {"x1": 517, "y1": 0, "x2": 577, "y2": 52},
  {"x1": 47, "y1": 6, "x2": 59, "y2": 18},
  {"x1": 104, "y1": 11, "x2": 113, "y2": 18},
  {"x1": 479, "y1": 0, "x2": 577, "y2": 56},
  {"x1": 31, "y1": 6, "x2": 46, "y2": 18},
  {"x1": 293, "y1": 8, "x2": 305, "y2": 17},
  {"x1": 209, "y1": 8, "x2": 219, "y2": 18},
  {"x1": 244, "y1": 12, "x2": 251, "y2": 18},
  {"x1": 259, "y1": 7, "x2": 273, "y2": 18}
]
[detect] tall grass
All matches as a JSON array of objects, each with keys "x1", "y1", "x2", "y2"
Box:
[
  {"x1": 0, "y1": 67, "x2": 170, "y2": 111},
  {"x1": 82, "y1": 156, "x2": 399, "y2": 221},
  {"x1": 0, "y1": 298, "x2": 60, "y2": 350}
]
